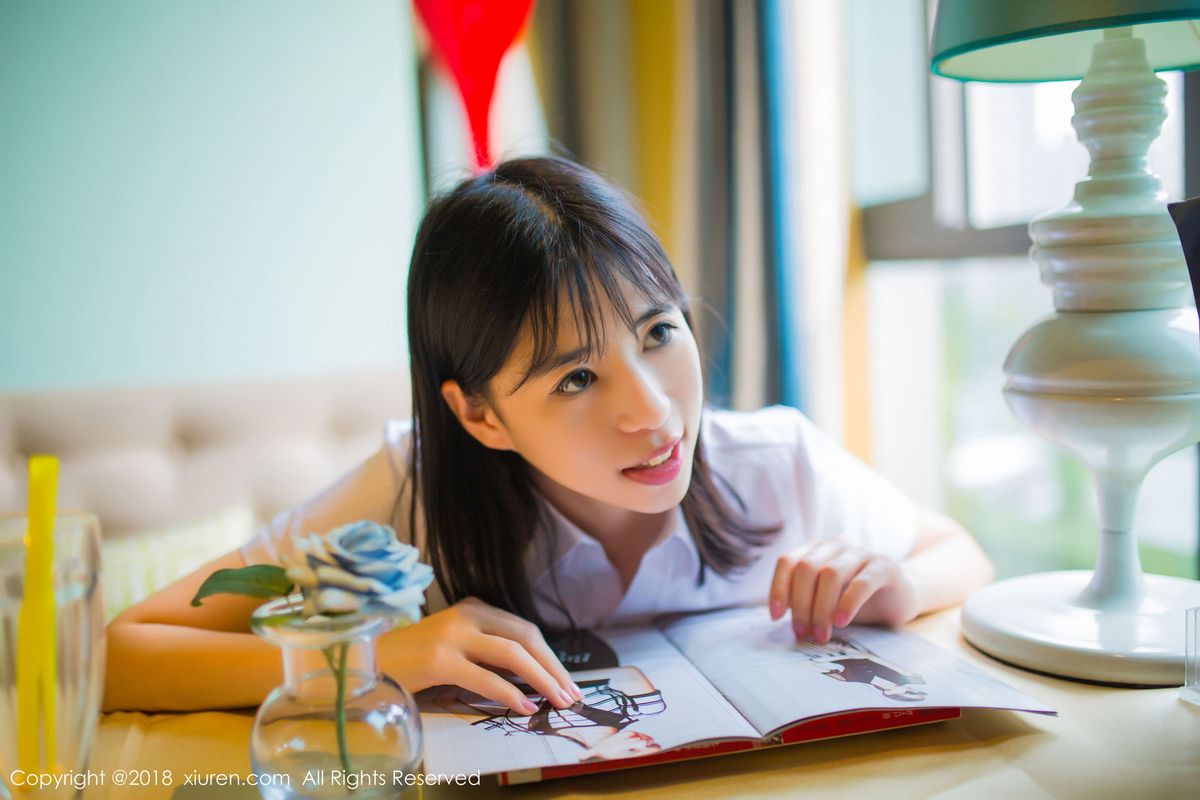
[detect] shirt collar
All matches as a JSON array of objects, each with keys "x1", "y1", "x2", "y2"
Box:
[
  {"x1": 526, "y1": 495, "x2": 697, "y2": 584},
  {"x1": 524, "y1": 497, "x2": 596, "y2": 584}
]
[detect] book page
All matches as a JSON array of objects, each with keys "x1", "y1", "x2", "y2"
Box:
[
  {"x1": 660, "y1": 606, "x2": 1056, "y2": 737},
  {"x1": 418, "y1": 625, "x2": 760, "y2": 777}
]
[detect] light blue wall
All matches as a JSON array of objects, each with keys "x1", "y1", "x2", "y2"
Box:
[{"x1": 0, "y1": 1, "x2": 424, "y2": 391}]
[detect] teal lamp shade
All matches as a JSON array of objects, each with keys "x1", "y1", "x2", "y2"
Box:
[{"x1": 930, "y1": 0, "x2": 1200, "y2": 81}]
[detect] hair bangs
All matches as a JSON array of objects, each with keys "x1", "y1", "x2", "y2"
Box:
[{"x1": 512, "y1": 226, "x2": 684, "y2": 393}]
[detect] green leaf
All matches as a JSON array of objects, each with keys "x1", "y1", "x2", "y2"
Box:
[{"x1": 190, "y1": 565, "x2": 294, "y2": 606}]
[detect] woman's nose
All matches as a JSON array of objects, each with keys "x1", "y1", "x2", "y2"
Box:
[{"x1": 614, "y1": 364, "x2": 670, "y2": 433}]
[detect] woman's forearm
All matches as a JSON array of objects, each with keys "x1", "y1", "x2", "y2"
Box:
[
  {"x1": 903, "y1": 511, "x2": 994, "y2": 617},
  {"x1": 103, "y1": 622, "x2": 283, "y2": 712}
]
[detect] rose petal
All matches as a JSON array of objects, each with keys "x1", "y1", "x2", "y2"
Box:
[
  {"x1": 297, "y1": 534, "x2": 324, "y2": 557},
  {"x1": 406, "y1": 563, "x2": 435, "y2": 590},
  {"x1": 314, "y1": 565, "x2": 392, "y2": 596},
  {"x1": 306, "y1": 551, "x2": 338, "y2": 572},
  {"x1": 315, "y1": 587, "x2": 362, "y2": 614},
  {"x1": 285, "y1": 565, "x2": 319, "y2": 588},
  {"x1": 328, "y1": 551, "x2": 367, "y2": 572},
  {"x1": 373, "y1": 584, "x2": 426, "y2": 611}
]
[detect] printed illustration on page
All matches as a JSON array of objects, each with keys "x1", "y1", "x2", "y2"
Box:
[{"x1": 432, "y1": 665, "x2": 667, "y2": 762}]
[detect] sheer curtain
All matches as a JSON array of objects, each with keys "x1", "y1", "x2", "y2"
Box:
[
  {"x1": 659, "y1": 0, "x2": 792, "y2": 414},
  {"x1": 687, "y1": 0, "x2": 855, "y2": 440},
  {"x1": 764, "y1": 0, "x2": 857, "y2": 445}
]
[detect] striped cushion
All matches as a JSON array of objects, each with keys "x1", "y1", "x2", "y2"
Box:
[{"x1": 101, "y1": 506, "x2": 255, "y2": 621}]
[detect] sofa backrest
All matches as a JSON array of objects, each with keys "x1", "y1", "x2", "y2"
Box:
[{"x1": 0, "y1": 370, "x2": 409, "y2": 539}]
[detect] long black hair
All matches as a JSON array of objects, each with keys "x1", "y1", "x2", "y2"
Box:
[{"x1": 404, "y1": 156, "x2": 779, "y2": 630}]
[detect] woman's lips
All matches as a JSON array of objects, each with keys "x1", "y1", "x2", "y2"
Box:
[{"x1": 621, "y1": 439, "x2": 683, "y2": 486}]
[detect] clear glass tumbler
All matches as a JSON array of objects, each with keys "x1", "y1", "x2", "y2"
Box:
[
  {"x1": 1184, "y1": 607, "x2": 1200, "y2": 707},
  {"x1": 0, "y1": 513, "x2": 105, "y2": 800}
]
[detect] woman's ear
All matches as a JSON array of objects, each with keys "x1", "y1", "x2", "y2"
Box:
[{"x1": 440, "y1": 380, "x2": 515, "y2": 451}]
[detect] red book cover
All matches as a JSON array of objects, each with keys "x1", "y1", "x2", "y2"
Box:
[{"x1": 501, "y1": 706, "x2": 962, "y2": 785}]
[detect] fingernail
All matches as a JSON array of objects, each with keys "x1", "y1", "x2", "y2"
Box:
[
  {"x1": 521, "y1": 699, "x2": 539, "y2": 714},
  {"x1": 793, "y1": 625, "x2": 807, "y2": 639},
  {"x1": 817, "y1": 626, "x2": 831, "y2": 644},
  {"x1": 834, "y1": 611, "x2": 850, "y2": 628},
  {"x1": 558, "y1": 689, "x2": 575, "y2": 706},
  {"x1": 769, "y1": 600, "x2": 783, "y2": 619},
  {"x1": 571, "y1": 683, "x2": 584, "y2": 701}
]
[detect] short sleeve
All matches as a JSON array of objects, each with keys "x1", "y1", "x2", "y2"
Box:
[
  {"x1": 785, "y1": 407, "x2": 917, "y2": 561},
  {"x1": 239, "y1": 420, "x2": 414, "y2": 567}
]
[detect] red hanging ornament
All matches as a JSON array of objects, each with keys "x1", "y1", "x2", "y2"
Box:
[{"x1": 414, "y1": 0, "x2": 536, "y2": 171}]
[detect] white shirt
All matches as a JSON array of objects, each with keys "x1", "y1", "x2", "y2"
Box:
[{"x1": 241, "y1": 406, "x2": 916, "y2": 630}]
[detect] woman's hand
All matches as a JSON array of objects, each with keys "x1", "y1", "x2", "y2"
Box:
[
  {"x1": 378, "y1": 597, "x2": 582, "y2": 715},
  {"x1": 768, "y1": 541, "x2": 921, "y2": 643}
]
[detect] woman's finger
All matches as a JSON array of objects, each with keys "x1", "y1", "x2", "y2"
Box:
[
  {"x1": 514, "y1": 628, "x2": 584, "y2": 701},
  {"x1": 788, "y1": 559, "x2": 819, "y2": 638},
  {"x1": 466, "y1": 634, "x2": 575, "y2": 709},
  {"x1": 833, "y1": 560, "x2": 888, "y2": 629},
  {"x1": 452, "y1": 661, "x2": 543, "y2": 716},
  {"x1": 471, "y1": 605, "x2": 582, "y2": 701},
  {"x1": 770, "y1": 541, "x2": 843, "y2": 621},
  {"x1": 809, "y1": 553, "x2": 867, "y2": 643},
  {"x1": 769, "y1": 555, "x2": 797, "y2": 620}
]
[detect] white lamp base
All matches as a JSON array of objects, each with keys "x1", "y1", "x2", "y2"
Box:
[{"x1": 961, "y1": 571, "x2": 1200, "y2": 686}]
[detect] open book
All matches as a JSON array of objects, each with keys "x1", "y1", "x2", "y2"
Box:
[{"x1": 418, "y1": 606, "x2": 1055, "y2": 785}]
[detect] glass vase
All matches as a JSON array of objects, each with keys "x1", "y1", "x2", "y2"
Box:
[{"x1": 250, "y1": 597, "x2": 422, "y2": 800}]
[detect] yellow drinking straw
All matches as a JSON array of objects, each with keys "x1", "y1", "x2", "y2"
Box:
[{"x1": 17, "y1": 455, "x2": 58, "y2": 774}]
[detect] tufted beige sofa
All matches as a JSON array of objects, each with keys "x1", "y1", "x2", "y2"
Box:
[{"x1": 0, "y1": 370, "x2": 409, "y2": 613}]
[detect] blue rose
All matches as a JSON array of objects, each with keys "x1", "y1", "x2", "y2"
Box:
[{"x1": 282, "y1": 520, "x2": 434, "y2": 622}]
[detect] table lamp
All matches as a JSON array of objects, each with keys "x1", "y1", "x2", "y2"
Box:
[{"x1": 930, "y1": 0, "x2": 1200, "y2": 686}]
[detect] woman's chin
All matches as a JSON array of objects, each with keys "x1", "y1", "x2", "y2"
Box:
[{"x1": 619, "y1": 474, "x2": 691, "y2": 514}]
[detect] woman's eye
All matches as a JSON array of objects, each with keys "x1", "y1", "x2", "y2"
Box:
[
  {"x1": 556, "y1": 369, "x2": 595, "y2": 395},
  {"x1": 647, "y1": 321, "x2": 677, "y2": 347}
]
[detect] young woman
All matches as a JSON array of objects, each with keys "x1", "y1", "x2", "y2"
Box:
[{"x1": 104, "y1": 156, "x2": 992, "y2": 714}]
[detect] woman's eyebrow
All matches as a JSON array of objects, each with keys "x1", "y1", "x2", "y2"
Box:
[
  {"x1": 507, "y1": 345, "x2": 590, "y2": 394},
  {"x1": 633, "y1": 304, "x2": 672, "y2": 327},
  {"x1": 514, "y1": 304, "x2": 676, "y2": 392},
  {"x1": 537, "y1": 346, "x2": 590, "y2": 377}
]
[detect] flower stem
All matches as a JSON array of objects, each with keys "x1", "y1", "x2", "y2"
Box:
[{"x1": 322, "y1": 644, "x2": 353, "y2": 775}]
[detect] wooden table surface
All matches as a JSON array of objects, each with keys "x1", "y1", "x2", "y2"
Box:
[{"x1": 83, "y1": 608, "x2": 1200, "y2": 799}]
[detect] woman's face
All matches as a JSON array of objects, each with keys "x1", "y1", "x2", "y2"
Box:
[{"x1": 469, "y1": 279, "x2": 703, "y2": 517}]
